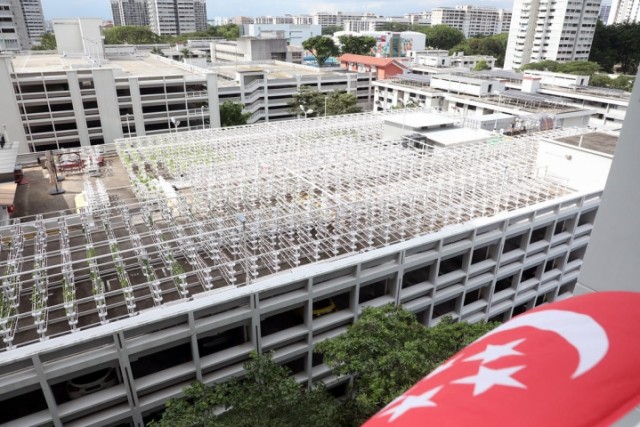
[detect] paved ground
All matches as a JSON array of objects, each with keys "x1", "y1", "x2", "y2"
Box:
[
  {"x1": 556, "y1": 132, "x2": 618, "y2": 156},
  {"x1": 13, "y1": 156, "x2": 135, "y2": 220}
]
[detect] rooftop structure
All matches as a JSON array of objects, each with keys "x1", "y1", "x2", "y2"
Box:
[{"x1": 0, "y1": 111, "x2": 612, "y2": 425}]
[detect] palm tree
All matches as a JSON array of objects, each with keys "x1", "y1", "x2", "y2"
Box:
[{"x1": 180, "y1": 48, "x2": 192, "y2": 58}]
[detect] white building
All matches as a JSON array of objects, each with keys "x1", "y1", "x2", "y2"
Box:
[
  {"x1": 147, "y1": 0, "x2": 206, "y2": 36},
  {"x1": 343, "y1": 17, "x2": 416, "y2": 32},
  {"x1": 607, "y1": 0, "x2": 640, "y2": 23},
  {"x1": 110, "y1": 0, "x2": 149, "y2": 27},
  {"x1": 242, "y1": 23, "x2": 322, "y2": 46},
  {"x1": 210, "y1": 37, "x2": 302, "y2": 63},
  {"x1": 504, "y1": 0, "x2": 601, "y2": 70},
  {"x1": 430, "y1": 6, "x2": 512, "y2": 38},
  {"x1": 0, "y1": 109, "x2": 612, "y2": 425},
  {"x1": 0, "y1": 0, "x2": 44, "y2": 51},
  {"x1": 0, "y1": 49, "x2": 374, "y2": 153},
  {"x1": 312, "y1": 11, "x2": 378, "y2": 28}
]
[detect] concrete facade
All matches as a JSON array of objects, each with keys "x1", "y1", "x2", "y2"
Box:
[
  {"x1": 147, "y1": 0, "x2": 198, "y2": 36},
  {"x1": 242, "y1": 24, "x2": 322, "y2": 46},
  {"x1": 504, "y1": 0, "x2": 601, "y2": 69},
  {"x1": 431, "y1": 6, "x2": 512, "y2": 38},
  {"x1": 607, "y1": 0, "x2": 640, "y2": 23},
  {"x1": 3, "y1": 53, "x2": 373, "y2": 153},
  {"x1": 0, "y1": 0, "x2": 44, "y2": 51},
  {"x1": 110, "y1": 0, "x2": 149, "y2": 27}
]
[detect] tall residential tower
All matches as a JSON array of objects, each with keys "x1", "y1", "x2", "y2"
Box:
[
  {"x1": 607, "y1": 0, "x2": 640, "y2": 24},
  {"x1": 0, "y1": 0, "x2": 44, "y2": 51},
  {"x1": 110, "y1": 0, "x2": 149, "y2": 27},
  {"x1": 147, "y1": 0, "x2": 207, "y2": 36},
  {"x1": 504, "y1": 0, "x2": 601, "y2": 70}
]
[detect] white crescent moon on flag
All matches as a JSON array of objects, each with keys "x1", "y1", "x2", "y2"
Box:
[{"x1": 481, "y1": 309, "x2": 609, "y2": 379}]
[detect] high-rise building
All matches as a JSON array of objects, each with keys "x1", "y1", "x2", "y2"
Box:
[
  {"x1": 312, "y1": 11, "x2": 378, "y2": 28},
  {"x1": 110, "y1": 0, "x2": 149, "y2": 27},
  {"x1": 504, "y1": 0, "x2": 601, "y2": 70},
  {"x1": 607, "y1": 0, "x2": 639, "y2": 24},
  {"x1": 0, "y1": 0, "x2": 44, "y2": 51},
  {"x1": 147, "y1": 0, "x2": 204, "y2": 35},
  {"x1": 193, "y1": 0, "x2": 207, "y2": 32},
  {"x1": 430, "y1": 6, "x2": 512, "y2": 38},
  {"x1": 599, "y1": 3, "x2": 612, "y2": 22}
]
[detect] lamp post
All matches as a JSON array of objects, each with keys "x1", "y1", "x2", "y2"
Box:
[
  {"x1": 324, "y1": 95, "x2": 328, "y2": 117},
  {"x1": 299, "y1": 104, "x2": 313, "y2": 119},
  {"x1": 236, "y1": 213, "x2": 250, "y2": 285},
  {"x1": 200, "y1": 106, "x2": 206, "y2": 130},
  {"x1": 170, "y1": 117, "x2": 180, "y2": 133}
]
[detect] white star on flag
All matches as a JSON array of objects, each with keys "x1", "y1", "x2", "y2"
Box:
[
  {"x1": 379, "y1": 386, "x2": 443, "y2": 422},
  {"x1": 453, "y1": 365, "x2": 527, "y2": 396},
  {"x1": 427, "y1": 355, "x2": 461, "y2": 378},
  {"x1": 463, "y1": 339, "x2": 526, "y2": 364}
]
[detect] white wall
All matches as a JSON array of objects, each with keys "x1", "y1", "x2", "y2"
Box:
[{"x1": 0, "y1": 56, "x2": 29, "y2": 154}]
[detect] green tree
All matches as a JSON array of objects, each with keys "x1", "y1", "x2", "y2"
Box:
[
  {"x1": 32, "y1": 32, "x2": 56, "y2": 50},
  {"x1": 473, "y1": 60, "x2": 491, "y2": 71},
  {"x1": 220, "y1": 101, "x2": 250, "y2": 127},
  {"x1": 322, "y1": 25, "x2": 343, "y2": 35},
  {"x1": 338, "y1": 35, "x2": 377, "y2": 55},
  {"x1": 151, "y1": 352, "x2": 341, "y2": 427},
  {"x1": 557, "y1": 60, "x2": 601, "y2": 75},
  {"x1": 316, "y1": 305, "x2": 498, "y2": 425},
  {"x1": 590, "y1": 21, "x2": 640, "y2": 74},
  {"x1": 289, "y1": 87, "x2": 361, "y2": 117},
  {"x1": 449, "y1": 33, "x2": 508, "y2": 67},
  {"x1": 520, "y1": 59, "x2": 561, "y2": 72},
  {"x1": 180, "y1": 47, "x2": 192, "y2": 58},
  {"x1": 103, "y1": 25, "x2": 161, "y2": 44},
  {"x1": 150, "y1": 46, "x2": 165, "y2": 56},
  {"x1": 415, "y1": 25, "x2": 465, "y2": 50},
  {"x1": 379, "y1": 22, "x2": 411, "y2": 32},
  {"x1": 302, "y1": 36, "x2": 340, "y2": 67}
]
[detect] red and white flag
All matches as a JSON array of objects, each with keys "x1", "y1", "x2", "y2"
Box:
[{"x1": 364, "y1": 292, "x2": 640, "y2": 427}]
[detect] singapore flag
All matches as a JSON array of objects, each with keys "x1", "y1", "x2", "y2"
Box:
[{"x1": 364, "y1": 292, "x2": 640, "y2": 427}]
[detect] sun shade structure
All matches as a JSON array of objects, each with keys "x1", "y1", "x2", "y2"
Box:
[{"x1": 0, "y1": 112, "x2": 572, "y2": 350}]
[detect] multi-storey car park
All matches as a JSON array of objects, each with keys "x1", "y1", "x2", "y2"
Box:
[
  {"x1": 0, "y1": 111, "x2": 612, "y2": 426},
  {"x1": 0, "y1": 53, "x2": 374, "y2": 154}
]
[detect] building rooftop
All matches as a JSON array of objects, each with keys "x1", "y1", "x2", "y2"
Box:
[
  {"x1": 11, "y1": 54, "x2": 205, "y2": 79},
  {"x1": 0, "y1": 112, "x2": 610, "y2": 351},
  {"x1": 339, "y1": 54, "x2": 407, "y2": 68}
]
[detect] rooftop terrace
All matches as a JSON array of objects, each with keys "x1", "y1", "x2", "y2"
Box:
[{"x1": 0, "y1": 112, "x2": 591, "y2": 351}]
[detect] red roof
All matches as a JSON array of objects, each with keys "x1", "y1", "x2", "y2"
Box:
[{"x1": 338, "y1": 54, "x2": 406, "y2": 68}]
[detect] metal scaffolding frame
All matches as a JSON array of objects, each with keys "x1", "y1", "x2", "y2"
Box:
[{"x1": 0, "y1": 112, "x2": 572, "y2": 350}]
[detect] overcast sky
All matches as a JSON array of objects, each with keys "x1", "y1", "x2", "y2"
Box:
[{"x1": 41, "y1": 0, "x2": 514, "y2": 21}]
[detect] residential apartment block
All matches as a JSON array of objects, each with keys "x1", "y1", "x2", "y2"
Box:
[
  {"x1": 0, "y1": 109, "x2": 611, "y2": 426},
  {"x1": 0, "y1": 0, "x2": 44, "y2": 51},
  {"x1": 147, "y1": 0, "x2": 206, "y2": 36},
  {"x1": 607, "y1": 0, "x2": 640, "y2": 23},
  {"x1": 110, "y1": 0, "x2": 149, "y2": 27},
  {"x1": 430, "y1": 6, "x2": 512, "y2": 37},
  {"x1": 504, "y1": 0, "x2": 601, "y2": 69},
  {"x1": 311, "y1": 11, "x2": 378, "y2": 27}
]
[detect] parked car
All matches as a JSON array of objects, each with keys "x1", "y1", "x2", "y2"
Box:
[{"x1": 66, "y1": 367, "x2": 118, "y2": 399}]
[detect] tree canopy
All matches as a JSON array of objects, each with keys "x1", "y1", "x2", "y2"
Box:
[
  {"x1": 316, "y1": 305, "x2": 499, "y2": 425},
  {"x1": 590, "y1": 21, "x2": 640, "y2": 74},
  {"x1": 590, "y1": 73, "x2": 634, "y2": 91},
  {"x1": 32, "y1": 32, "x2": 56, "y2": 50},
  {"x1": 414, "y1": 24, "x2": 465, "y2": 50},
  {"x1": 302, "y1": 36, "x2": 340, "y2": 67},
  {"x1": 379, "y1": 22, "x2": 412, "y2": 32},
  {"x1": 449, "y1": 33, "x2": 508, "y2": 67},
  {"x1": 473, "y1": 60, "x2": 491, "y2": 71},
  {"x1": 338, "y1": 35, "x2": 377, "y2": 56},
  {"x1": 219, "y1": 101, "x2": 250, "y2": 127},
  {"x1": 288, "y1": 87, "x2": 362, "y2": 117},
  {"x1": 103, "y1": 26, "x2": 162, "y2": 44},
  {"x1": 520, "y1": 60, "x2": 601, "y2": 75},
  {"x1": 153, "y1": 304, "x2": 499, "y2": 426},
  {"x1": 150, "y1": 352, "x2": 341, "y2": 427},
  {"x1": 322, "y1": 25, "x2": 343, "y2": 36}
]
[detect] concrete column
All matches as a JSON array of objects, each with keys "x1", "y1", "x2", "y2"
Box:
[
  {"x1": 207, "y1": 73, "x2": 221, "y2": 128},
  {"x1": 576, "y1": 68, "x2": 640, "y2": 294},
  {"x1": 31, "y1": 354, "x2": 63, "y2": 427},
  {"x1": 0, "y1": 55, "x2": 29, "y2": 153},
  {"x1": 93, "y1": 68, "x2": 124, "y2": 143},
  {"x1": 128, "y1": 77, "x2": 146, "y2": 137},
  {"x1": 66, "y1": 71, "x2": 90, "y2": 146}
]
